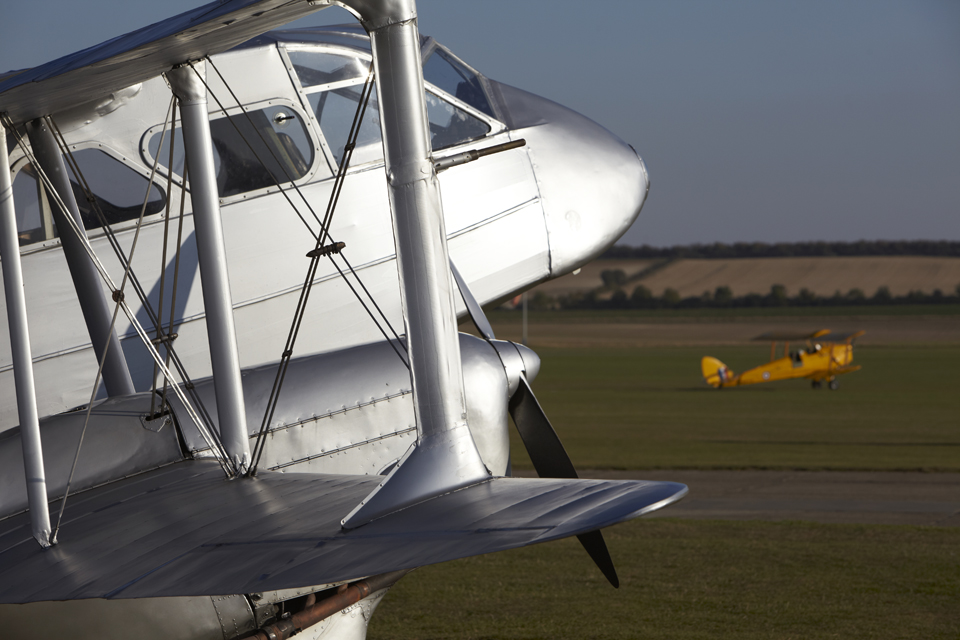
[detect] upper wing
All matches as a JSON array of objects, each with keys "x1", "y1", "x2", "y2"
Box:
[
  {"x1": 752, "y1": 329, "x2": 831, "y2": 342},
  {"x1": 0, "y1": 460, "x2": 686, "y2": 603},
  {"x1": 0, "y1": 0, "x2": 332, "y2": 124},
  {"x1": 819, "y1": 330, "x2": 865, "y2": 343}
]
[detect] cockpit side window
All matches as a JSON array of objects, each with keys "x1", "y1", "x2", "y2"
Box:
[
  {"x1": 147, "y1": 104, "x2": 313, "y2": 198},
  {"x1": 209, "y1": 107, "x2": 312, "y2": 197},
  {"x1": 11, "y1": 163, "x2": 51, "y2": 246},
  {"x1": 288, "y1": 49, "x2": 384, "y2": 167},
  {"x1": 423, "y1": 49, "x2": 495, "y2": 118},
  {"x1": 287, "y1": 47, "x2": 494, "y2": 166},
  {"x1": 426, "y1": 91, "x2": 490, "y2": 150},
  {"x1": 12, "y1": 149, "x2": 166, "y2": 247},
  {"x1": 288, "y1": 50, "x2": 367, "y2": 87},
  {"x1": 306, "y1": 87, "x2": 383, "y2": 166}
]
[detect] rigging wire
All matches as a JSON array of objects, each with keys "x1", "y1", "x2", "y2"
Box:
[
  {"x1": 160, "y1": 156, "x2": 190, "y2": 412},
  {"x1": 248, "y1": 65, "x2": 410, "y2": 474},
  {"x1": 150, "y1": 98, "x2": 179, "y2": 417},
  {"x1": 48, "y1": 117, "x2": 222, "y2": 447},
  {"x1": 187, "y1": 59, "x2": 413, "y2": 473},
  {"x1": 201, "y1": 58, "x2": 408, "y2": 354},
  {"x1": 43, "y1": 99, "x2": 223, "y2": 543},
  {"x1": 2, "y1": 112, "x2": 234, "y2": 479}
]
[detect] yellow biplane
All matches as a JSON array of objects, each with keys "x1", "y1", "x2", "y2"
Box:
[{"x1": 701, "y1": 329, "x2": 865, "y2": 390}]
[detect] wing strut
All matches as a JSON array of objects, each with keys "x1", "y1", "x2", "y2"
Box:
[
  {"x1": 24, "y1": 120, "x2": 135, "y2": 397},
  {"x1": 167, "y1": 62, "x2": 251, "y2": 476},
  {"x1": 340, "y1": 0, "x2": 490, "y2": 528},
  {"x1": 0, "y1": 122, "x2": 52, "y2": 548}
]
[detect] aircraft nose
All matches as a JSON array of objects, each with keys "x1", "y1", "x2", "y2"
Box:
[{"x1": 491, "y1": 81, "x2": 649, "y2": 276}]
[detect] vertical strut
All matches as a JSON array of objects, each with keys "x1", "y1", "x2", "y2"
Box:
[
  {"x1": 340, "y1": 0, "x2": 488, "y2": 528},
  {"x1": 166, "y1": 62, "x2": 250, "y2": 475},
  {"x1": 0, "y1": 122, "x2": 52, "y2": 547},
  {"x1": 25, "y1": 119, "x2": 135, "y2": 397}
]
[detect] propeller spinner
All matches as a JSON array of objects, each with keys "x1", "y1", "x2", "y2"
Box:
[{"x1": 450, "y1": 261, "x2": 621, "y2": 588}]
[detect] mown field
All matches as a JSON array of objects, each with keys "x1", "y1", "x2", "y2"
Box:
[
  {"x1": 507, "y1": 344, "x2": 960, "y2": 471},
  {"x1": 369, "y1": 519, "x2": 960, "y2": 640},
  {"x1": 367, "y1": 313, "x2": 960, "y2": 639}
]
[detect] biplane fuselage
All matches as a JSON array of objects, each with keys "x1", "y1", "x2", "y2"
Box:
[
  {"x1": 0, "y1": 24, "x2": 648, "y2": 433},
  {"x1": 701, "y1": 331, "x2": 864, "y2": 390},
  {"x1": 0, "y1": 4, "x2": 684, "y2": 639}
]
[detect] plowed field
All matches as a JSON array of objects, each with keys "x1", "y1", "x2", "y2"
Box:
[{"x1": 536, "y1": 256, "x2": 960, "y2": 298}]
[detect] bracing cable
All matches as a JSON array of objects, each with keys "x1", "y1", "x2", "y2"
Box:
[
  {"x1": 150, "y1": 98, "x2": 179, "y2": 417},
  {"x1": 160, "y1": 156, "x2": 190, "y2": 412},
  {"x1": 3, "y1": 114, "x2": 233, "y2": 479},
  {"x1": 248, "y1": 67, "x2": 409, "y2": 474},
  {"x1": 201, "y1": 59, "x2": 408, "y2": 355},
  {"x1": 40, "y1": 101, "x2": 227, "y2": 543},
  {"x1": 48, "y1": 117, "x2": 221, "y2": 445}
]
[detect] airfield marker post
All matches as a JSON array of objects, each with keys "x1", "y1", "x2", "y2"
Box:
[
  {"x1": 522, "y1": 292, "x2": 528, "y2": 346},
  {"x1": 0, "y1": 123, "x2": 53, "y2": 547},
  {"x1": 166, "y1": 62, "x2": 250, "y2": 476}
]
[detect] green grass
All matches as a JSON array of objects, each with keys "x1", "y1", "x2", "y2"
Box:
[
  {"x1": 487, "y1": 304, "x2": 960, "y2": 322},
  {"x1": 508, "y1": 345, "x2": 960, "y2": 471},
  {"x1": 369, "y1": 518, "x2": 960, "y2": 640}
]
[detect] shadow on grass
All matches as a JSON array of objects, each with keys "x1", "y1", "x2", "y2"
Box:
[{"x1": 673, "y1": 386, "x2": 779, "y2": 392}]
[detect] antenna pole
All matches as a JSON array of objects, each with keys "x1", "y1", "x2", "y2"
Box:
[
  {"x1": 25, "y1": 119, "x2": 135, "y2": 397},
  {"x1": 166, "y1": 62, "x2": 250, "y2": 475},
  {"x1": 0, "y1": 122, "x2": 53, "y2": 547}
]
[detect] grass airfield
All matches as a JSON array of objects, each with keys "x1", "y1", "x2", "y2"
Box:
[{"x1": 368, "y1": 309, "x2": 960, "y2": 639}]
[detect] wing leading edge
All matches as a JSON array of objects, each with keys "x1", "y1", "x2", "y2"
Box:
[
  {"x1": 0, "y1": 460, "x2": 686, "y2": 603},
  {"x1": 0, "y1": 0, "x2": 333, "y2": 124}
]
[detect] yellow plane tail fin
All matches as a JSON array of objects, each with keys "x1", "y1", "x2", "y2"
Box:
[{"x1": 701, "y1": 356, "x2": 734, "y2": 388}]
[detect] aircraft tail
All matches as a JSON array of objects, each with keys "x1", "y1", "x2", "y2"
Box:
[{"x1": 701, "y1": 356, "x2": 734, "y2": 388}]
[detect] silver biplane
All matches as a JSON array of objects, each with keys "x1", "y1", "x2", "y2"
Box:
[{"x1": 0, "y1": 1, "x2": 685, "y2": 638}]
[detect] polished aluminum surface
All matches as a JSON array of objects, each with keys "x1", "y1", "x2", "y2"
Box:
[
  {"x1": 0, "y1": 127, "x2": 51, "y2": 547},
  {"x1": 24, "y1": 119, "x2": 135, "y2": 397},
  {"x1": 166, "y1": 334, "x2": 510, "y2": 479},
  {"x1": 168, "y1": 63, "x2": 250, "y2": 475},
  {"x1": 490, "y1": 81, "x2": 650, "y2": 278}
]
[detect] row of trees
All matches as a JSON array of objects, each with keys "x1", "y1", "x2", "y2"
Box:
[
  {"x1": 603, "y1": 240, "x2": 960, "y2": 260},
  {"x1": 526, "y1": 283, "x2": 960, "y2": 311}
]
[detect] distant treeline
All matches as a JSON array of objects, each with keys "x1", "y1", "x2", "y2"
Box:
[
  {"x1": 602, "y1": 240, "x2": 960, "y2": 260},
  {"x1": 528, "y1": 280, "x2": 960, "y2": 311}
]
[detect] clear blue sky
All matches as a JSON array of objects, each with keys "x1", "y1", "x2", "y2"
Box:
[{"x1": 2, "y1": 1, "x2": 957, "y2": 247}]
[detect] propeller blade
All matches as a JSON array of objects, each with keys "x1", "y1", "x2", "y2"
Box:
[
  {"x1": 578, "y1": 529, "x2": 620, "y2": 588},
  {"x1": 450, "y1": 259, "x2": 496, "y2": 341},
  {"x1": 508, "y1": 375, "x2": 576, "y2": 478},
  {"x1": 508, "y1": 375, "x2": 620, "y2": 588},
  {"x1": 449, "y1": 262, "x2": 620, "y2": 587}
]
